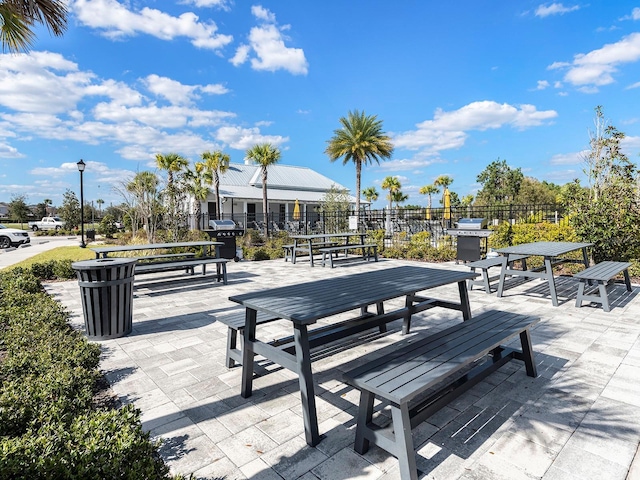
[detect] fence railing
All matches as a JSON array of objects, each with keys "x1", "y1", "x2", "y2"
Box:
[{"x1": 191, "y1": 203, "x2": 565, "y2": 245}]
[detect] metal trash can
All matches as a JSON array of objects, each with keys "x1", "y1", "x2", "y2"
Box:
[
  {"x1": 86, "y1": 229, "x2": 96, "y2": 241},
  {"x1": 72, "y1": 258, "x2": 136, "y2": 340}
]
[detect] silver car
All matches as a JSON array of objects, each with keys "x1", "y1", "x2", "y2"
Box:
[{"x1": 0, "y1": 224, "x2": 31, "y2": 248}]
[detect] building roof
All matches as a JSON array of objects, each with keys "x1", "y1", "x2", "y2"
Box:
[{"x1": 217, "y1": 163, "x2": 358, "y2": 203}]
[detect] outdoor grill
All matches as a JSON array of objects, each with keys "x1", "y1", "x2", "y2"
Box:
[
  {"x1": 205, "y1": 220, "x2": 245, "y2": 261},
  {"x1": 446, "y1": 218, "x2": 492, "y2": 262}
]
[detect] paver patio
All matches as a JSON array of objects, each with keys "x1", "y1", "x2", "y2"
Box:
[{"x1": 45, "y1": 257, "x2": 640, "y2": 480}]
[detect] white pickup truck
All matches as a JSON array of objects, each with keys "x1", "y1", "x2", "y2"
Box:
[{"x1": 28, "y1": 216, "x2": 66, "y2": 231}]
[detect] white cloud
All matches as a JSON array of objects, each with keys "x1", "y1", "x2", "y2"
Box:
[
  {"x1": 549, "y1": 151, "x2": 587, "y2": 165},
  {"x1": 625, "y1": 81, "x2": 640, "y2": 89},
  {"x1": 535, "y1": 3, "x2": 580, "y2": 18},
  {"x1": 181, "y1": 0, "x2": 232, "y2": 10},
  {"x1": 394, "y1": 101, "x2": 557, "y2": 152},
  {"x1": 72, "y1": 0, "x2": 233, "y2": 51},
  {"x1": 535, "y1": 80, "x2": 550, "y2": 90},
  {"x1": 548, "y1": 32, "x2": 640, "y2": 89},
  {"x1": 231, "y1": 6, "x2": 308, "y2": 75},
  {"x1": 215, "y1": 125, "x2": 289, "y2": 150},
  {"x1": 620, "y1": 7, "x2": 640, "y2": 21},
  {"x1": 0, "y1": 142, "x2": 22, "y2": 158}
]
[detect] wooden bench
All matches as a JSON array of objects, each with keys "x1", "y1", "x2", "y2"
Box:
[
  {"x1": 467, "y1": 254, "x2": 529, "y2": 293},
  {"x1": 342, "y1": 309, "x2": 539, "y2": 480},
  {"x1": 319, "y1": 244, "x2": 378, "y2": 268},
  {"x1": 217, "y1": 311, "x2": 281, "y2": 367},
  {"x1": 134, "y1": 257, "x2": 230, "y2": 284},
  {"x1": 574, "y1": 261, "x2": 632, "y2": 312}
]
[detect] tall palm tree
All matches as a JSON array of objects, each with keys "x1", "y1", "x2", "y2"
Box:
[
  {"x1": 185, "y1": 162, "x2": 212, "y2": 230},
  {"x1": 381, "y1": 176, "x2": 401, "y2": 212},
  {"x1": 362, "y1": 186, "x2": 379, "y2": 205},
  {"x1": 419, "y1": 184, "x2": 439, "y2": 215},
  {"x1": 201, "y1": 150, "x2": 230, "y2": 220},
  {"x1": 245, "y1": 143, "x2": 281, "y2": 236},
  {"x1": 325, "y1": 110, "x2": 393, "y2": 217},
  {"x1": 96, "y1": 198, "x2": 104, "y2": 217},
  {"x1": 1, "y1": 0, "x2": 67, "y2": 53},
  {"x1": 434, "y1": 175, "x2": 454, "y2": 202},
  {"x1": 43, "y1": 197, "x2": 52, "y2": 215},
  {"x1": 391, "y1": 190, "x2": 408, "y2": 209},
  {"x1": 156, "y1": 153, "x2": 188, "y2": 240}
]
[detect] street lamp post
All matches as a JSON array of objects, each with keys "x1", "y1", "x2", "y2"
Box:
[{"x1": 77, "y1": 159, "x2": 86, "y2": 248}]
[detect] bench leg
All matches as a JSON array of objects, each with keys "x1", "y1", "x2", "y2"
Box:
[
  {"x1": 226, "y1": 328, "x2": 239, "y2": 368},
  {"x1": 391, "y1": 404, "x2": 419, "y2": 480},
  {"x1": 220, "y1": 262, "x2": 228, "y2": 285},
  {"x1": 599, "y1": 282, "x2": 610, "y2": 312},
  {"x1": 377, "y1": 302, "x2": 386, "y2": 333},
  {"x1": 519, "y1": 329, "x2": 538, "y2": 377},
  {"x1": 623, "y1": 269, "x2": 632, "y2": 292},
  {"x1": 575, "y1": 280, "x2": 586, "y2": 308},
  {"x1": 354, "y1": 390, "x2": 375, "y2": 454},
  {"x1": 482, "y1": 268, "x2": 492, "y2": 293}
]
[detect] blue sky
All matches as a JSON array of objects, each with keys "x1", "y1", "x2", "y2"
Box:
[{"x1": 2, "y1": 0, "x2": 640, "y2": 209}]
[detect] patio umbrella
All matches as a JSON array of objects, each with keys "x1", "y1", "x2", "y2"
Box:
[
  {"x1": 293, "y1": 199, "x2": 301, "y2": 220},
  {"x1": 443, "y1": 188, "x2": 451, "y2": 224},
  {"x1": 425, "y1": 206, "x2": 431, "y2": 220}
]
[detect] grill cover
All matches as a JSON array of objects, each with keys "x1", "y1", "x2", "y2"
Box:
[
  {"x1": 209, "y1": 219, "x2": 238, "y2": 230},
  {"x1": 456, "y1": 218, "x2": 488, "y2": 229}
]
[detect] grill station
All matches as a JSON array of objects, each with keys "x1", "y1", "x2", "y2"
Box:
[
  {"x1": 205, "y1": 220, "x2": 245, "y2": 261},
  {"x1": 446, "y1": 218, "x2": 492, "y2": 262}
]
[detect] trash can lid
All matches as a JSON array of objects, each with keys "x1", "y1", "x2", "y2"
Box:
[{"x1": 72, "y1": 257, "x2": 137, "y2": 270}]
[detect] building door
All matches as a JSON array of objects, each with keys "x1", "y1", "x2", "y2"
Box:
[{"x1": 247, "y1": 203, "x2": 256, "y2": 223}]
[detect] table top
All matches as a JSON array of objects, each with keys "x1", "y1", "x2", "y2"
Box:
[
  {"x1": 91, "y1": 240, "x2": 222, "y2": 254},
  {"x1": 496, "y1": 241, "x2": 593, "y2": 258},
  {"x1": 229, "y1": 265, "x2": 476, "y2": 325},
  {"x1": 290, "y1": 232, "x2": 363, "y2": 240}
]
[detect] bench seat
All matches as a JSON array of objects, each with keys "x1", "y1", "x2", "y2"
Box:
[
  {"x1": 217, "y1": 311, "x2": 281, "y2": 367},
  {"x1": 319, "y1": 244, "x2": 378, "y2": 268},
  {"x1": 574, "y1": 261, "x2": 632, "y2": 312},
  {"x1": 135, "y1": 257, "x2": 230, "y2": 284},
  {"x1": 342, "y1": 309, "x2": 539, "y2": 480},
  {"x1": 467, "y1": 254, "x2": 529, "y2": 293},
  {"x1": 134, "y1": 252, "x2": 197, "y2": 262}
]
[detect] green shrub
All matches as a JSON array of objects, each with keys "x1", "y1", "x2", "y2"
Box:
[{"x1": 252, "y1": 248, "x2": 270, "y2": 261}]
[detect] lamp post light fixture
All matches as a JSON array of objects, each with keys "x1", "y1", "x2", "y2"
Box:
[{"x1": 77, "y1": 159, "x2": 86, "y2": 248}]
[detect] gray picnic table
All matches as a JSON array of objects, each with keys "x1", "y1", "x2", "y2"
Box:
[
  {"x1": 290, "y1": 232, "x2": 367, "y2": 266},
  {"x1": 496, "y1": 241, "x2": 593, "y2": 306},
  {"x1": 228, "y1": 265, "x2": 477, "y2": 447},
  {"x1": 91, "y1": 240, "x2": 223, "y2": 259}
]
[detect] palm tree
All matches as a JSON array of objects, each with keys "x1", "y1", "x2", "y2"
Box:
[
  {"x1": 434, "y1": 175, "x2": 454, "y2": 205},
  {"x1": 126, "y1": 171, "x2": 160, "y2": 242},
  {"x1": 43, "y1": 198, "x2": 52, "y2": 216},
  {"x1": 185, "y1": 162, "x2": 211, "y2": 230},
  {"x1": 381, "y1": 176, "x2": 401, "y2": 212},
  {"x1": 156, "y1": 153, "x2": 188, "y2": 240},
  {"x1": 96, "y1": 198, "x2": 104, "y2": 218},
  {"x1": 325, "y1": 110, "x2": 393, "y2": 217},
  {"x1": 1, "y1": 0, "x2": 67, "y2": 53},
  {"x1": 419, "y1": 184, "x2": 439, "y2": 217},
  {"x1": 245, "y1": 143, "x2": 281, "y2": 236},
  {"x1": 362, "y1": 186, "x2": 379, "y2": 205},
  {"x1": 391, "y1": 190, "x2": 408, "y2": 209},
  {"x1": 201, "y1": 150, "x2": 230, "y2": 220}
]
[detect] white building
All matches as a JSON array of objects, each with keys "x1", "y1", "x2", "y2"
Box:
[{"x1": 199, "y1": 162, "x2": 358, "y2": 227}]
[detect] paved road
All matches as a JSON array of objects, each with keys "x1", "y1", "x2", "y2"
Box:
[{"x1": 0, "y1": 234, "x2": 82, "y2": 270}]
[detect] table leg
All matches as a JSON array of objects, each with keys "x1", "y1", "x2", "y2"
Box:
[
  {"x1": 496, "y1": 255, "x2": 508, "y2": 297},
  {"x1": 544, "y1": 257, "x2": 559, "y2": 307},
  {"x1": 240, "y1": 308, "x2": 257, "y2": 398},
  {"x1": 293, "y1": 323, "x2": 321, "y2": 446},
  {"x1": 308, "y1": 240, "x2": 315, "y2": 267},
  {"x1": 292, "y1": 239, "x2": 298, "y2": 264},
  {"x1": 457, "y1": 281, "x2": 472, "y2": 320}
]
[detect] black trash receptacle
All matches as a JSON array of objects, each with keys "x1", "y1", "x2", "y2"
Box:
[
  {"x1": 72, "y1": 258, "x2": 136, "y2": 340},
  {"x1": 86, "y1": 229, "x2": 96, "y2": 241}
]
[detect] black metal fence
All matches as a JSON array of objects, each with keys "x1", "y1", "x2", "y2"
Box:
[{"x1": 192, "y1": 203, "x2": 565, "y2": 244}]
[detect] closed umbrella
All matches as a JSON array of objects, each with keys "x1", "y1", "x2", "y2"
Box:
[
  {"x1": 293, "y1": 199, "x2": 301, "y2": 220},
  {"x1": 443, "y1": 188, "x2": 451, "y2": 227}
]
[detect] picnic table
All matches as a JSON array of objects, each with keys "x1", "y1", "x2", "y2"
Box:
[
  {"x1": 290, "y1": 232, "x2": 368, "y2": 266},
  {"x1": 228, "y1": 265, "x2": 477, "y2": 447},
  {"x1": 496, "y1": 241, "x2": 593, "y2": 306},
  {"x1": 91, "y1": 241, "x2": 228, "y2": 282}
]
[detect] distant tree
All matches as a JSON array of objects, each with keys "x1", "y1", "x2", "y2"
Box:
[
  {"x1": 475, "y1": 158, "x2": 523, "y2": 205},
  {"x1": 563, "y1": 106, "x2": 640, "y2": 262},
  {"x1": 43, "y1": 198, "x2": 52, "y2": 215},
  {"x1": 381, "y1": 176, "x2": 401, "y2": 212},
  {"x1": 34, "y1": 201, "x2": 47, "y2": 219},
  {"x1": 156, "y1": 153, "x2": 189, "y2": 241},
  {"x1": 320, "y1": 185, "x2": 351, "y2": 233},
  {"x1": 0, "y1": 0, "x2": 67, "y2": 53},
  {"x1": 58, "y1": 189, "x2": 80, "y2": 229},
  {"x1": 362, "y1": 186, "x2": 379, "y2": 205},
  {"x1": 185, "y1": 162, "x2": 211, "y2": 230},
  {"x1": 245, "y1": 143, "x2": 281, "y2": 236},
  {"x1": 125, "y1": 171, "x2": 161, "y2": 242},
  {"x1": 461, "y1": 194, "x2": 474, "y2": 207},
  {"x1": 325, "y1": 110, "x2": 393, "y2": 216},
  {"x1": 8, "y1": 194, "x2": 30, "y2": 227},
  {"x1": 515, "y1": 177, "x2": 558, "y2": 205},
  {"x1": 391, "y1": 189, "x2": 408, "y2": 209},
  {"x1": 96, "y1": 198, "x2": 104, "y2": 217},
  {"x1": 419, "y1": 184, "x2": 439, "y2": 212},
  {"x1": 201, "y1": 150, "x2": 230, "y2": 220},
  {"x1": 433, "y1": 175, "x2": 453, "y2": 190}
]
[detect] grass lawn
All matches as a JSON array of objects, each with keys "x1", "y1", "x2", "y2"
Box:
[{"x1": 6, "y1": 246, "x2": 95, "y2": 270}]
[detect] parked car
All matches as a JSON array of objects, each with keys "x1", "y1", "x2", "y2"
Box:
[
  {"x1": 28, "y1": 216, "x2": 65, "y2": 231},
  {"x1": 0, "y1": 224, "x2": 31, "y2": 248}
]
